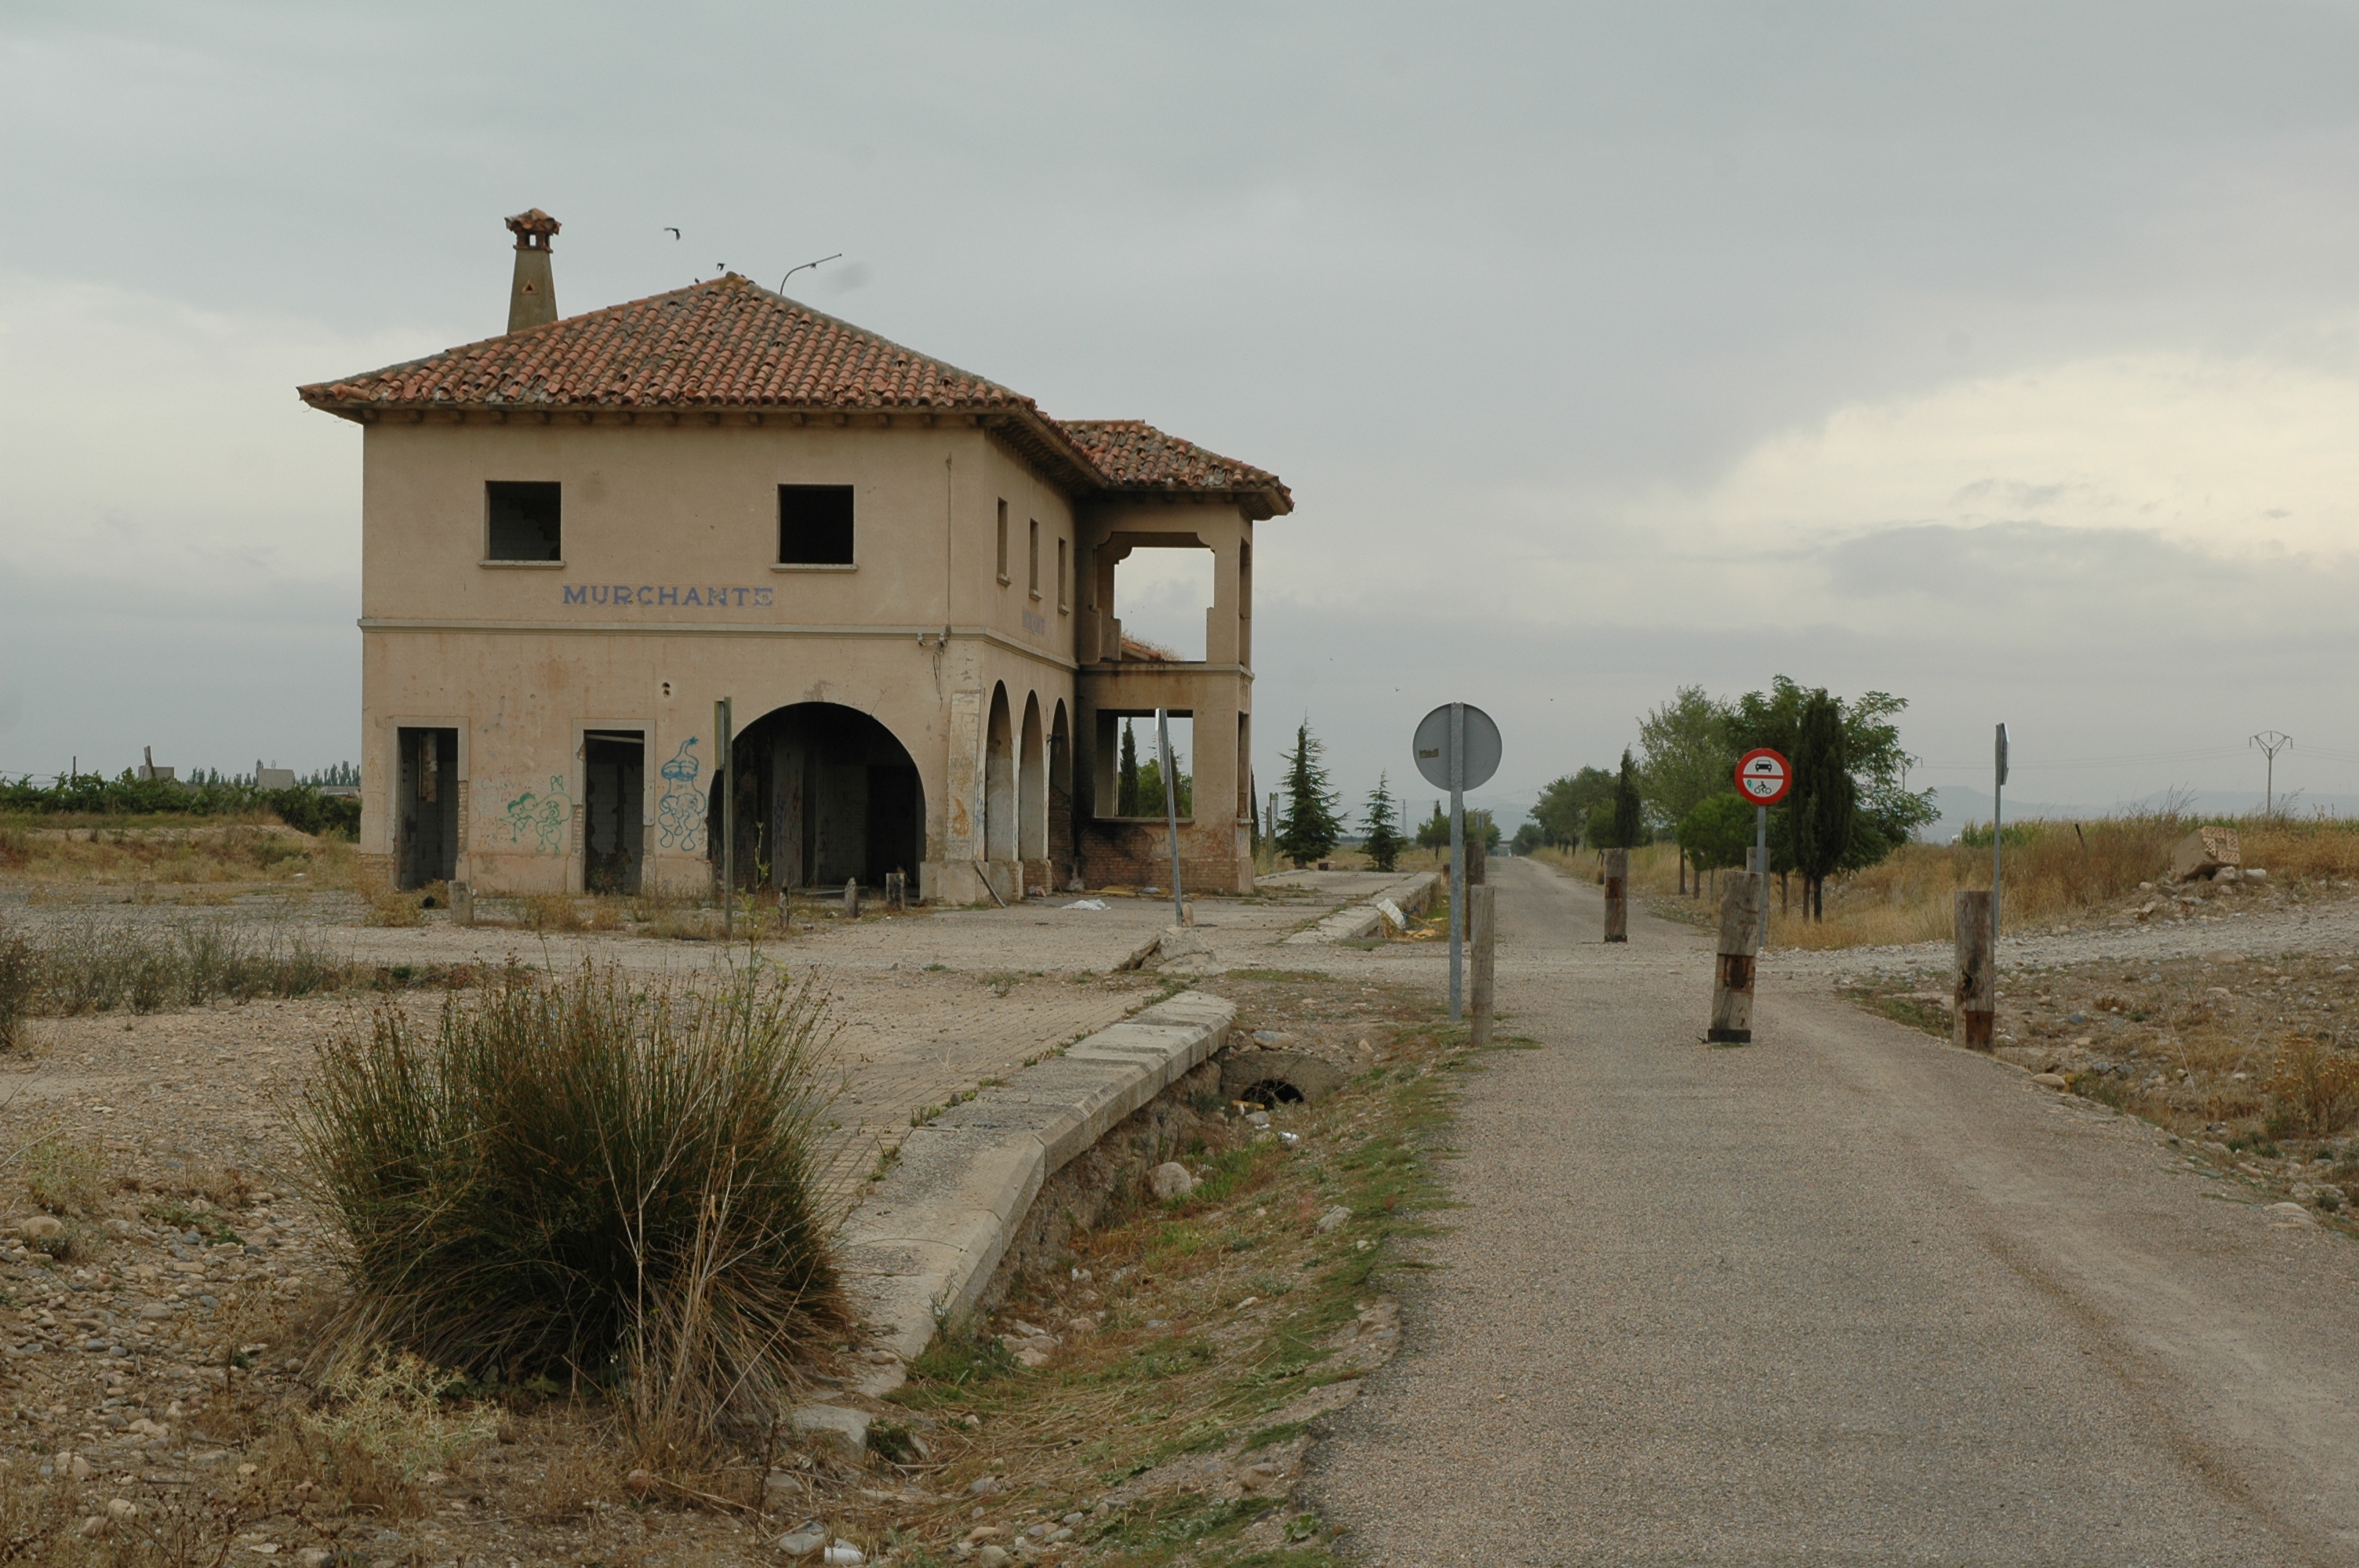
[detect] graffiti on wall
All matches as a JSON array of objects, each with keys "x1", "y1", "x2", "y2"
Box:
[
  {"x1": 656, "y1": 737, "x2": 706, "y2": 853},
  {"x1": 479, "y1": 775, "x2": 573, "y2": 854}
]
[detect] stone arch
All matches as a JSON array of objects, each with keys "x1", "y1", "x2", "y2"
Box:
[
  {"x1": 984, "y1": 683, "x2": 1016, "y2": 863},
  {"x1": 1019, "y1": 691, "x2": 1048, "y2": 865},
  {"x1": 710, "y1": 701, "x2": 925, "y2": 891}
]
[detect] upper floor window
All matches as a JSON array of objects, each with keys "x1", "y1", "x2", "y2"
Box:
[
  {"x1": 996, "y1": 499, "x2": 1010, "y2": 584},
  {"x1": 1027, "y1": 518, "x2": 1041, "y2": 597},
  {"x1": 485, "y1": 481, "x2": 562, "y2": 561},
  {"x1": 1056, "y1": 538, "x2": 1069, "y2": 613},
  {"x1": 779, "y1": 485, "x2": 855, "y2": 565}
]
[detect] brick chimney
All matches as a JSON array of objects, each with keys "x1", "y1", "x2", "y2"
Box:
[{"x1": 503, "y1": 209, "x2": 561, "y2": 333}]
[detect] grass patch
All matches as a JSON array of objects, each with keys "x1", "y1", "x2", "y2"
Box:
[
  {"x1": 0, "y1": 913, "x2": 354, "y2": 1026},
  {"x1": 849, "y1": 971, "x2": 1463, "y2": 1566},
  {"x1": 296, "y1": 959, "x2": 849, "y2": 1457}
]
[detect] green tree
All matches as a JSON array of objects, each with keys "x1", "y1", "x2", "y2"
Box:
[
  {"x1": 1416, "y1": 804, "x2": 1499, "y2": 851},
  {"x1": 1608, "y1": 750, "x2": 1645, "y2": 849},
  {"x1": 1533, "y1": 767, "x2": 1614, "y2": 848},
  {"x1": 1511, "y1": 822, "x2": 1544, "y2": 855},
  {"x1": 1637, "y1": 686, "x2": 1736, "y2": 833},
  {"x1": 1134, "y1": 751, "x2": 1190, "y2": 818},
  {"x1": 1678, "y1": 792, "x2": 1756, "y2": 883},
  {"x1": 1723, "y1": 675, "x2": 1939, "y2": 891},
  {"x1": 1361, "y1": 772, "x2": 1404, "y2": 872},
  {"x1": 1118, "y1": 721, "x2": 1140, "y2": 815},
  {"x1": 1789, "y1": 688, "x2": 1854, "y2": 920},
  {"x1": 1275, "y1": 720, "x2": 1343, "y2": 866}
]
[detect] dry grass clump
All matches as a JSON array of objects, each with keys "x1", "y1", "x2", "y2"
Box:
[
  {"x1": 1600, "y1": 812, "x2": 2359, "y2": 950},
  {"x1": 0, "y1": 817, "x2": 351, "y2": 890},
  {"x1": 514, "y1": 892, "x2": 625, "y2": 932},
  {"x1": 0, "y1": 915, "x2": 350, "y2": 1023},
  {"x1": 2265, "y1": 1036, "x2": 2359, "y2": 1139},
  {"x1": 296, "y1": 960, "x2": 849, "y2": 1455}
]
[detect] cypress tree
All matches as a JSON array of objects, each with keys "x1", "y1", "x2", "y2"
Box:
[
  {"x1": 1274, "y1": 720, "x2": 1343, "y2": 867},
  {"x1": 1362, "y1": 771, "x2": 1404, "y2": 872},
  {"x1": 1611, "y1": 750, "x2": 1644, "y2": 849},
  {"x1": 1790, "y1": 688, "x2": 1855, "y2": 920},
  {"x1": 1118, "y1": 721, "x2": 1140, "y2": 815}
]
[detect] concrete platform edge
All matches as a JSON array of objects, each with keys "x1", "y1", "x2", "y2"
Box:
[{"x1": 835, "y1": 989, "x2": 1236, "y2": 1370}]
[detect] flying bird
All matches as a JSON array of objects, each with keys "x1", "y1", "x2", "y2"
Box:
[{"x1": 662, "y1": 227, "x2": 681, "y2": 240}]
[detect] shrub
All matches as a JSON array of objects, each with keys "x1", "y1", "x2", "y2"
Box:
[
  {"x1": 2266, "y1": 1035, "x2": 2359, "y2": 1139},
  {"x1": 297, "y1": 961, "x2": 847, "y2": 1450},
  {"x1": 0, "y1": 930, "x2": 31, "y2": 1052}
]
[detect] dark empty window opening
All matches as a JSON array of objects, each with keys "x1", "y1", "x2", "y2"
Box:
[
  {"x1": 1028, "y1": 519, "x2": 1041, "y2": 596},
  {"x1": 485, "y1": 481, "x2": 562, "y2": 561},
  {"x1": 779, "y1": 485, "x2": 856, "y2": 565},
  {"x1": 1056, "y1": 537, "x2": 1069, "y2": 612},
  {"x1": 996, "y1": 499, "x2": 1010, "y2": 583}
]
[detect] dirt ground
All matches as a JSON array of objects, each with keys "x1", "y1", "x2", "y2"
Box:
[{"x1": 0, "y1": 860, "x2": 1438, "y2": 1564}]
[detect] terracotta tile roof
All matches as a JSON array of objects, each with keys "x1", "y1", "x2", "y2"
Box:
[
  {"x1": 300, "y1": 278, "x2": 1290, "y2": 514},
  {"x1": 1058, "y1": 419, "x2": 1292, "y2": 515},
  {"x1": 299, "y1": 274, "x2": 1038, "y2": 415}
]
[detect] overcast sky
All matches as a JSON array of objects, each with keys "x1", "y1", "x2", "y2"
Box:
[{"x1": 7, "y1": 2, "x2": 2359, "y2": 824}]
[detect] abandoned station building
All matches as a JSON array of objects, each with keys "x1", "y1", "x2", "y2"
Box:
[{"x1": 300, "y1": 210, "x2": 1290, "y2": 904}]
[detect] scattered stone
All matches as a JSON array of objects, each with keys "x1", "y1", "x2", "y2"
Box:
[
  {"x1": 1315, "y1": 1205, "x2": 1352, "y2": 1233},
  {"x1": 2265, "y1": 1201, "x2": 2314, "y2": 1225},
  {"x1": 777, "y1": 1526, "x2": 827, "y2": 1555},
  {"x1": 623, "y1": 1468, "x2": 659, "y2": 1499},
  {"x1": 969, "y1": 1473, "x2": 1005, "y2": 1497},
  {"x1": 975, "y1": 1548, "x2": 1012, "y2": 1568},
  {"x1": 2172, "y1": 827, "x2": 2241, "y2": 882},
  {"x1": 790, "y1": 1404, "x2": 871, "y2": 1453},
  {"x1": 823, "y1": 1544, "x2": 865, "y2": 1567},
  {"x1": 1150, "y1": 1162, "x2": 1196, "y2": 1202}
]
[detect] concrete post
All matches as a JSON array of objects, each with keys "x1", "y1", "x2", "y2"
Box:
[
  {"x1": 1954, "y1": 890, "x2": 1995, "y2": 1049},
  {"x1": 885, "y1": 870, "x2": 906, "y2": 912},
  {"x1": 449, "y1": 880, "x2": 474, "y2": 927},
  {"x1": 1708, "y1": 871, "x2": 1763, "y2": 1043},
  {"x1": 845, "y1": 877, "x2": 862, "y2": 920},
  {"x1": 1469, "y1": 884, "x2": 1496, "y2": 1047},
  {"x1": 1603, "y1": 848, "x2": 1629, "y2": 943}
]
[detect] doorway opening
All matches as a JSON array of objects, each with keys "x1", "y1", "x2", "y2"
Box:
[
  {"x1": 395, "y1": 727, "x2": 459, "y2": 890},
  {"x1": 711, "y1": 703, "x2": 925, "y2": 892},
  {"x1": 582, "y1": 731, "x2": 645, "y2": 894}
]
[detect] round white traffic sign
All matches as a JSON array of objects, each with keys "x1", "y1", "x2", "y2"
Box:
[
  {"x1": 1412, "y1": 703, "x2": 1502, "y2": 792},
  {"x1": 1736, "y1": 747, "x2": 1791, "y2": 805}
]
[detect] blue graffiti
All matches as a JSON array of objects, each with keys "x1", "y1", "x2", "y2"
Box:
[{"x1": 656, "y1": 736, "x2": 706, "y2": 852}]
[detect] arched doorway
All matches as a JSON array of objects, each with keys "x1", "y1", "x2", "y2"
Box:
[
  {"x1": 984, "y1": 684, "x2": 1016, "y2": 863},
  {"x1": 1019, "y1": 693, "x2": 1047, "y2": 865},
  {"x1": 709, "y1": 702, "x2": 925, "y2": 891}
]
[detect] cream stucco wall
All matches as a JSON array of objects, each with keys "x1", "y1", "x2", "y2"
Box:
[{"x1": 357, "y1": 416, "x2": 1082, "y2": 901}]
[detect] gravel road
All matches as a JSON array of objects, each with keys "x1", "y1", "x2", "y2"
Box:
[{"x1": 1309, "y1": 857, "x2": 2359, "y2": 1565}]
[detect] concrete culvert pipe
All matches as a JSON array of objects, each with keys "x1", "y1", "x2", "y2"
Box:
[{"x1": 1219, "y1": 1050, "x2": 1343, "y2": 1107}]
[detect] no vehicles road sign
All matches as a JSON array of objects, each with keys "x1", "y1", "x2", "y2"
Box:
[{"x1": 1736, "y1": 748, "x2": 1791, "y2": 806}]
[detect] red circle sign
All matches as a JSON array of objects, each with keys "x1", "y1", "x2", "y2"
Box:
[{"x1": 1736, "y1": 748, "x2": 1791, "y2": 805}]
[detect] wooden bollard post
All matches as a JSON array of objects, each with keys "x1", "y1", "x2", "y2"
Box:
[
  {"x1": 845, "y1": 877, "x2": 862, "y2": 920},
  {"x1": 1468, "y1": 884, "x2": 1496, "y2": 1047},
  {"x1": 1708, "y1": 869, "x2": 1763, "y2": 1043},
  {"x1": 885, "y1": 870, "x2": 906, "y2": 911},
  {"x1": 1603, "y1": 848, "x2": 1629, "y2": 943},
  {"x1": 1954, "y1": 890, "x2": 1994, "y2": 1048}
]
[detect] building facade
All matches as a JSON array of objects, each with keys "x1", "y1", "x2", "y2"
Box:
[{"x1": 300, "y1": 212, "x2": 1290, "y2": 904}]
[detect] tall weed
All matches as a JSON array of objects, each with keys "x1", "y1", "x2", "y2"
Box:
[{"x1": 297, "y1": 961, "x2": 848, "y2": 1453}]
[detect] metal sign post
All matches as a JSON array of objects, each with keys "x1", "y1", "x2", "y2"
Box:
[
  {"x1": 1158, "y1": 708, "x2": 1185, "y2": 925},
  {"x1": 1735, "y1": 748, "x2": 1791, "y2": 948},
  {"x1": 715, "y1": 698, "x2": 735, "y2": 939},
  {"x1": 1412, "y1": 703, "x2": 1503, "y2": 1024},
  {"x1": 1993, "y1": 722, "x2": 2008, "y2": 953}
]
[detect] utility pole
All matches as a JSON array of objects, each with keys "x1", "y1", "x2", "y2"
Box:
[{"x1": 2251, "y1": 731, "x2": 2292, "y2": 816}]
